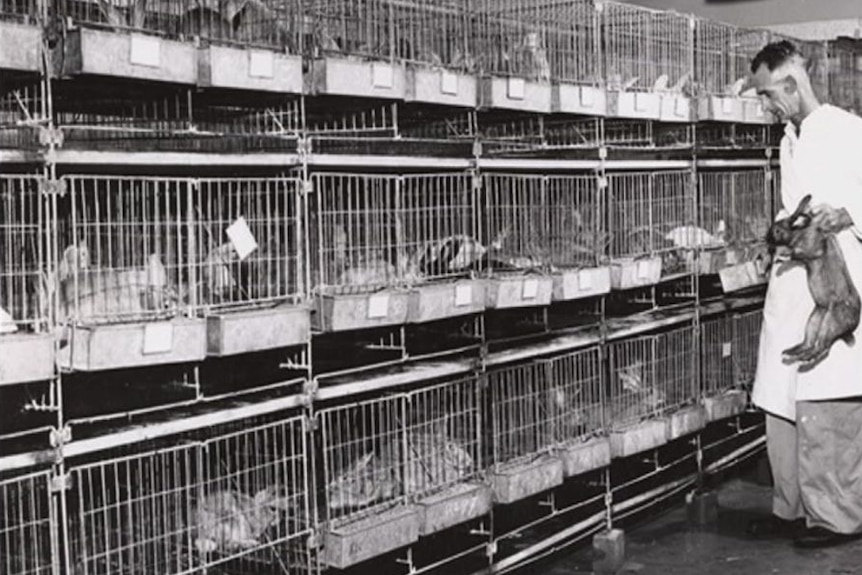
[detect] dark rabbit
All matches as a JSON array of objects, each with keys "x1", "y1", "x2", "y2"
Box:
[{"x1": 766, "y1": 194, "x2": 861, "y2": 371}]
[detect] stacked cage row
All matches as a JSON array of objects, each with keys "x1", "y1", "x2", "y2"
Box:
[{"x1": 1, "y1": 0, "x2": 840, "y2": 122}]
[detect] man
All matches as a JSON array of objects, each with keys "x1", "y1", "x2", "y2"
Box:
[{"x1": 748, "y1": 40, "x2": 862, "y2": 548}]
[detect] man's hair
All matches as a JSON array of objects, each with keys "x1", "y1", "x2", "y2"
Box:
[{"x1": 750, "y1": 40, "x2": 803, "y2": 74}]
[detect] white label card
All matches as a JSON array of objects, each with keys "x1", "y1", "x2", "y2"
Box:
[
  {"x1": 441, "y1": 70, "x2": 458, "y2": 95},
  {"x1": 637, "y1": 260, "x2": 653, "y2": 281},
  {"x1": 581, "y1": 86, "x2": 594, "y2": 107},
  {"x1": 249, "y1": 51, "x2": 275, "y2": 79},
  {"x1": 226, "y1": 217, "x2": 258, "y2": 261},
  {"x1": 721, "y1": 97, "x2": 734, "y2": 115},
  {"x1": 368, "y1": 293, "x2": 390, "y2": 318},
  {"x1": 522, "y1": 278, "x2": 539, "y2": 300},
  {"x1": 143, "y1": 322, "x2": 173, "y2": 355},
  {"x1": 674, "y1": 95, "x2": 687, "y2": 116},
  {"x1": 372, "y1": 63, "x2": 394, "y2": 88},
  {"x1": 130, "y1": 35, "x2": 161, "y2": 68},
  {"x1": 726, "y1": 249, "x2": 739, "y2": 266},
  {"x1": 455, "y1": 284, "x2": 472, "y2": 307},
  {"x1": 507, "y1": 77, "x2": 526, "y2": 100},
  {"x1": 722, "y1": 342, "x2": 732, "y2": 358},
  {"x1": 578, "y1": 269, "x2": 593, "y2": 290}
]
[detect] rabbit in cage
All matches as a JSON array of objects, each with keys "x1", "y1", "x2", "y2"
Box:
[
  {"x1": 609, "y1": 359, "x2": 667, "y2": 426},
  {"x1": 507, "y1": 32, "x2": 551, "y2": 82},
  {"x1": 767, "y1": 194, "x2": 861, "y2": 370},
  {"x1": 194, "y1": 485, "x2": 292, "y2": 554},
  {"x1": 326, "y1": 431, "x2": 475, "y2": 512}
]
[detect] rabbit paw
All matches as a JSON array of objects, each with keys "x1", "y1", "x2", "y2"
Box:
[
  {"x1": 782, "y1": 343, "x2": 808, "y2": 362},
  {"x1": 797, "y1": 348, "x2": 831, "y2": 373}
]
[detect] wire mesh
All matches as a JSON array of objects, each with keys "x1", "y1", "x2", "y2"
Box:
[
  {"x1": 319, "y1": 395, "x2": 406, "y2": 523},
  {"x1": 487, "y1": 360, "x2": 552, "y2": 466},
  {"x1": 693, "y1": 20, "x2": 769, "y2": 98},
  {"x1": 0, "y1": 79, "x2": 45, "y2": 150},
  {"x1": 389, "y1": 0, "x2": 473, "y2": 72},
  {"x1": 546, "y1": 346, "x2": 605, "y2": 445},
  {"x1": 701, "y1": 313, "x2": 734, "y2": 397},
  {"x1": 0, "y1": 0, "x2": 36, "y2": 19},
  {"x1": 0, "y1": 470, "x2": 57, "y2": 575},
  {"x1": 403, "y1": 376, "x2": 481, "y2": 498},
  {"x1": 607, "y1": 170, "x2": 696, "y2": 277},
  {"x1": 58, "y1": 176, "x2": 192, "y2": 325},
  {"x1": 698, "y1": 169, "x2": 770, "y2": 252},
  {"x1": 827, "y1": 38, "x2": 862, "y2": 115},
  {"x1": 56, "y1": 0, "x2": 190, "y2": 36},
  {"x1": 695, "y1": 122, "x2": 771, "y2": 149},
  {"x1": 733, "y1": 308, "x2": 763, "y2": 389},
  {"x1": 603, "y1": 118, "x2": 693, "y2": 150},
  {"x1": 602, "y1": 2, "x2": 693, "y2": 95},
  {"x1": 0, "y1": 175, "x2": 48, "y2": 333},
  {"x1": 482, "y1": 173, "x2": 548, "y2": 273},
  {"x1": 400, "y1": 172, "x2": 482, "y2": 283},
  {"x1": 546, "y1": 175, "x2": 605, "y2": 269},
  {"x1": 304, "y1": 0, "x2": 398, "y2": 61},
  {"x1": 198, "y1": 415, "x2": 311, "y2": 568},
  {"x1": 191, "y1": 177, "x2": 303, "y2": 313},
  {"x1": 472, "y1": 0, "x2": 554, "y2": 81},
  {"x1": 607, "y1": 325, "x2": 696, "y2": 430}
]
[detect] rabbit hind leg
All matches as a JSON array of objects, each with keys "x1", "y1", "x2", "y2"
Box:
[{"x1": 783, "y1": 308, "x2": 826, "y2": 363}]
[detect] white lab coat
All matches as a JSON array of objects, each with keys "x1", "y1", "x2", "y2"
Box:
[{"x1": 753, "y1": 104, "x2": 862, "y2": 421}]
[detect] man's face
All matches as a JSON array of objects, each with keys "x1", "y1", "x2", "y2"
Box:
[{"x1": 751, "y1": 63, "x2": 800, "y2": 124}]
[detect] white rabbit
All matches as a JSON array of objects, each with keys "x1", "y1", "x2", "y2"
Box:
[
  {"x1": 0, "y1": 306, "x2": 17, "y2": 334},
  {"x1": 194, "y1": 486, "x2": 290, "y2": 554}
]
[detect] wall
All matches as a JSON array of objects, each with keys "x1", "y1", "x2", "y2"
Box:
[{"x1": 623, "y1": 0, "x2": 862, "y2": 28}]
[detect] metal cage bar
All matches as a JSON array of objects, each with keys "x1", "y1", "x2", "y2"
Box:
[
  {"x1": 487, "y1": 360, "x2": 552, "y2": 466},
  {"x1": 58, "y1": 176, "x2": 193, "y2": 325},
  {"x1": 701, "y1": 313, "x2": 735, "y2": 397},
  {"x1": 0, "y1": 78, "x2": 45, "y2": 150},
  {"x1": 547, "y1": 345, "x2": 605, "y2": 444},
  {"x1": 403, "y1": 376, "x2": 481, "y2": 498},
  {"x1": 0, "y1": 175, "x2": 48, "y2": 333},
  {"x1": 607, "y1": 170, "x2": 696, "y2": 276},
  {"x1": 546, "y1": 174, "x2": 605, "y2": 269},
  {"x1": 311, "y1": 172, "x2": 400, "y2": 295},
  {"x1": 733, "y1": 308, "x2": 763, "y2": 389},
  {"x1": 319, "y1": 394, "x2": 406, "y2": 523},
  {"x1": 827, "y1": 38, "x2": 862, "y2": 115},
  {"x1": 602, "y1": 1, "x2": 693, "y2": 94},
  {"x1": 192, "y1": 177, "x2": 304, "y2": 313},
  {"x1": 693, "y1": 20, "x2": 769, "y2": 97},
  {"x1": 482, "y1": 172, "x2": 548, "y2": 272},
  {"x1": 607, "y1": 325, "x2": 696, "y2": 430},
  {"x1": 305, "y1": 0, "x2": 398, "y2": 61},
  {"x1": 0, "y1": 0, "x2": 36, "y2": 19},
  {"x1": 0, "y1": 470, "x2": 57, "y2": 575},
  {"x1": 472, "y1": 0, "x2": 555, "y2": 81},
  {"x1": 389, "y1": 0, "x2": 473, "y2": 72},
  {"x1": 698, "y1": 169, "x2": 770, "y2": 251}
]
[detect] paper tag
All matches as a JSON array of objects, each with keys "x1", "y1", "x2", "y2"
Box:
[
  {"x1": 722, "y1": 342, "x2": 732, "y2": 358},
  {"x1": 249, "y1": 50, "x2": 275, "y2": 79},
  {"x1": 130, "y1": 35, "x2": 161, "y2": 68},
  {"x1": 507, "y1": 77, "x2": 526, "y2": 100},
  {"x1": 726, "y1": 249, "x2": 739, "y2": 266},
  {"x1": 721, "y1": 97, "x2": 734, "y2": 115},
  {"x1": 637, "y1": 260, "x2": 653, "y2": 281},
  {"x1": 226, "y1": 217, "x2": 258, "y2": 261},
  {"x1": 441, "y1": 70, "x2": 458, "y2": 95},
  {"x1": 372, "y1": 63, "x2": 394, "y2": 88},
  {"x1": 454, "y1": 284, "x2": 472, "y2": 307},
  {"x1": 143, "y1": 322, "x2": 173, "y2": 355},
  {"x1": 674, "y1": 95, "x2": 686, "y2": 116},
  {"x1": 633, "y1": 92, "x2": 645, "y2": 112},
  {"x1": 581, "y1": 86, "x2": 594, "y2": 107},
  {"x1": 755, "y1": 102, "x2": 765, "y2": 118},
  {"x1": 522, "y1": 278, "x2": 539, "y2": 300},
  {"x1": 578, "y1": 269, "x2": 594, "y2": 290},
  {"x1": 367, "y1": 293, "x2": 390, "y2": 318}
]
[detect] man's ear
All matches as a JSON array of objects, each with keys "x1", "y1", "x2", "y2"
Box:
[{"x1": 783, "y1": 75, "x2": 798, "y2": 95}]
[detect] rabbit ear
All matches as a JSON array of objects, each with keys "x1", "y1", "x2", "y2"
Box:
[{"x1": 792, "y1": 195, "x2": 813, "y2": 219}]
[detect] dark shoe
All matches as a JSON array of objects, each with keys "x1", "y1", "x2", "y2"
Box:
[
  {"x1": 746, "y1": 516, "x2": 805, "y2": 538},
  {"x1": 793, "y1": 526, "x2": 862, "y2": 549}
]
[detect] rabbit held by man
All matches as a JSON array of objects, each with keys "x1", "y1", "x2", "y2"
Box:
[{"x1": 767, "y1": 194, "x2": 861, "y2": 371}]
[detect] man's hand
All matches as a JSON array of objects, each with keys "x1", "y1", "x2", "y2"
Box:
[{"x1": 811, "y1": 203, "x2": 853, "y2": 234}]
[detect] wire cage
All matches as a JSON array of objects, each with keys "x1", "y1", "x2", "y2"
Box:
[
  {"x1": 1, "y1": 0, "x2": 37, "y2": 20},
  {"x1": 544, "y1": 174, "x2": 606, "y2": 272},
  {"x1": 701, "y1": 313, "x2": 734, "y2": 398},
  {"x1": 0, "y1": 77, "x2": 46, "y2": 150},
  {"x1": 601, "y1": 2, "x2": 693, "y2": 96},
  {"x1": 487, "y1": 360, "x2": 554, "y2": 466},
  {"x1": 402, "y1": 376, "x2": 482, "y2": 499},
  {"x1": 472, "y1": 0, "x2": 554, "y2": 82},
  {"x1": 65, "y1": 414, "x2": 311, "y2": 575},
  {"x1": 694, "y1": 122, "x2": 772, "y2": 150},
  {"x1": 698, "y1": 169, "x2": 771, "y2": 262},
  {"x1": 476, "y1": 111, "x2": 602, "y2": 157},
  {"x1": 303, "y1": 0, "x2": 399, "y2": 61},
  {"x1": 545, "y1": 346, "x2": 605, "y2": 446},
  {"x1": 55, "y1": 0, "x2": 190, "y2": 36},
  {"x1": 318, "y1": 394, "x2": 407, "y2": 524},
  {"x1": 1, "y1": 175, "x2": 49, "y2": 334},
  {"x1": 602, "y1": 118, "x2": 694, "y2": 150},
  {"x1": 606, "y1": 325, "x2": 696, "y2": 430},
  {"x1": 191, "y1": 176, "x2": 304, "y2": 313},
  {"x1": 733, "y1": 308, "x2": 763, "y2": 389},
  {"x1": 827, "y1": 38, "x2": 862, "y2": 115},
  {"x1": 606, "y1": 170, "x2": 697, "y2": 281},
  {"x1": 0, "y1": 469, "x2": 58, "y2": 575},
  {"x1": 52, "y1": 83, "x2": 302, "y2": 153},
  {"x1": 56, "y1": 176, "x2": 193, "y2": 326},
  {"x1": 389, "y1": 0, "x2": 473, "y2": 73}
]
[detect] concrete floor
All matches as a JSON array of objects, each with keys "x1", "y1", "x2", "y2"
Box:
[{"x1": 547, "y1": 475, "x2": 862, "y2": 575}]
